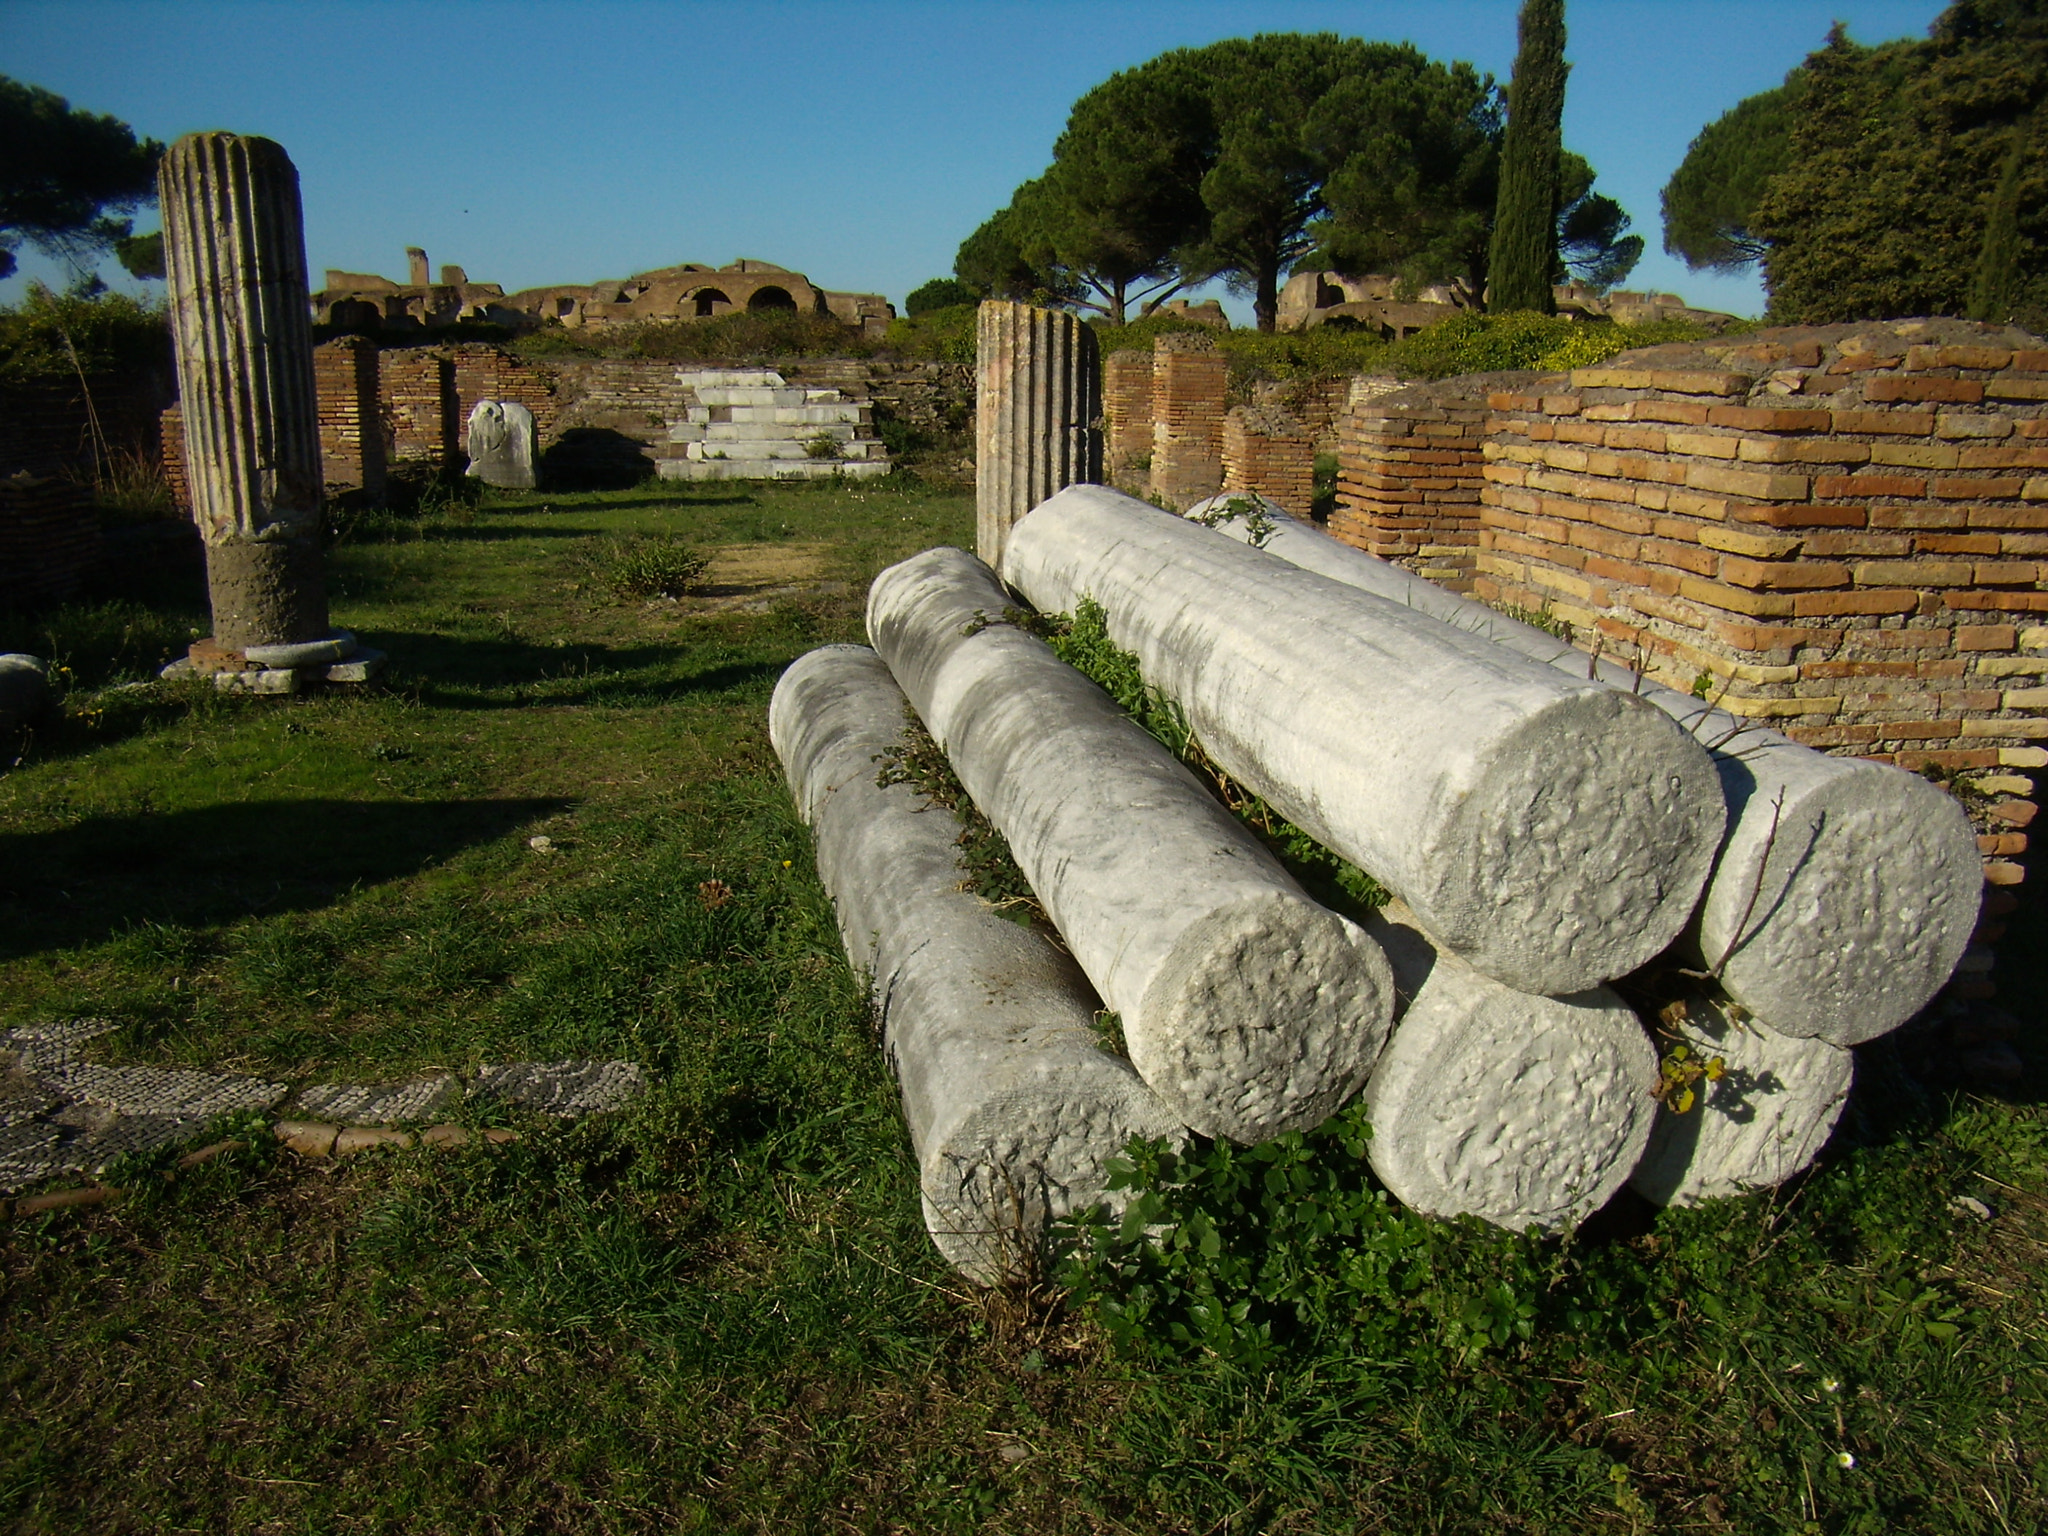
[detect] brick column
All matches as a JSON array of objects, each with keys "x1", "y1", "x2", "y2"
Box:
[
  {"x1": 1103, "y1": 348, "x2": 1154, "y2": 493},
  {"x1": 1221, "y1": 406, "x2": 1315, "y2": 518},
  {"x1": 313, "y1": 335, "x2": 385, "y2": 496},
  {"x1": 1332, "y1": 374, "x2": 1508, "y2": 593},
  {"x1": 1149, "y1": 331, "x2": 1227, "y2": 510}
]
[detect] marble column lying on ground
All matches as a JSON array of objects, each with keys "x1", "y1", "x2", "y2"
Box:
[
  {"x1": 159, "y1": 133, "x2": 333, "y2": 652},
  {"x1": 975, "y1": 301, "x2": 1101, "y2": 569},
  {"x1": 1182, "y1": 493, "x2": 1981, "y2": 1045},
  {"x1": 1002, "y1": 486, "x2": 1726, "y2": 996},
  {"x1": 1629, "y1": 995, "x2": 1853, "y2": 1207},
  {"x1": 770, "y1": 643, "x2": 1182, "y2": 1282},
  {"x1": 1362, "y1": 900, "x2": 1658, "y2": 1232},
  {"x1": 867, "y1": 547, "x2": 1394, "y2": 1143}
]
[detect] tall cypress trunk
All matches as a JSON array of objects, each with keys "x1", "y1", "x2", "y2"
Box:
[{"x1": 1488, "y1": 0, "x2": 1569, "y2": 314}]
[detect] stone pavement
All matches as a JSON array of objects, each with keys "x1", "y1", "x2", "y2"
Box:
[{"x1": 0, "y1": 1019, "x2": 647, "y2": 1194}]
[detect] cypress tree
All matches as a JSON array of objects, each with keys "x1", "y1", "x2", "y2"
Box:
[
  {"x1": 1488, "y1": 0, "x2": 1568, "y2": 313},
  {"x1": 1969, "y1": 125, "x2": 2029, "y2": 321}
]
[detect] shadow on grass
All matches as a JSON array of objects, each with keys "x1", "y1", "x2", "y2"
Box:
[
  {"x1": 497, "y1": 491, "x2": 759, "y2": 513},
  {"x1": 0, "y1": 796, "x2": 568, "y2": 960},
  {"x1": 374, "y1": 630, "x2": 787, "y2": 705}
]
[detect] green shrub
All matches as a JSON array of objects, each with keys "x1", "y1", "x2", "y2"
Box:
[
  {"x1": 882, "y1": 304, "x2": 976, "y2": 364},
  {"x1": 1059, "y1": 1104, "x2": 1562, "y2": 1371},
  {"x1": 0, "y1": 285, "x2": 169, "y2": 383},
  {"x1": 1380, "y1": 310, "x2": 1726, "y2": 379},
  {"x1": 581, "y1": 535, "x2": 710, "y2": 600}
]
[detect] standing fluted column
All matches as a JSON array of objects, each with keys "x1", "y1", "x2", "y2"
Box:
[
  {"x1": 160, "y1": 132, "x2": 329, "y2": 649},
  {"x1": 975, "y1": 301, "x2": 1100, "y2": 566}
]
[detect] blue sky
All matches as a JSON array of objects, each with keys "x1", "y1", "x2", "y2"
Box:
[{"x1": 3, "y1": 0, "x2": 1949, "y2": 323}]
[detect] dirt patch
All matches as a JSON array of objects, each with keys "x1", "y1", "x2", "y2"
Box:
[{"x1": 688, "y1": 542, "x2": 845, "y2": 611}]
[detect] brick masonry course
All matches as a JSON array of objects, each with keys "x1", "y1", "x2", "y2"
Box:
[{"x1": 1328, "y1": 318, "x2": 2048, "y2": 1008}]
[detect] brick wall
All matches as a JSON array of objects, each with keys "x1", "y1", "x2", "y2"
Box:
[
  {"x1": 1331, "y1": 373, "x2": 1519, "y2": 592},
  {"x1": 380, "y1": 348, "x2": 458, "y2": 465},
  {"x1": 1222, "y1": 405, "x2": 1315, "y2": 518},
  {"x1": 1150, "y1": 332, "x2": 1228, "y2": 509},
  {"x1": 0, "y1": 368, "x2": 177, "y2": 483},
  {"x1": 1104, "y1": 349, "x2": 1154, "y2": 492},
  {"x1": 0, "y1": 474, "x2": 99, "y2": 607},
  {"x1": 1468, "y1": 322, "x2": 2048, "y2": 978},
  {"x1": 313, "y1": 336, "x2": 385, "y2": 495}
]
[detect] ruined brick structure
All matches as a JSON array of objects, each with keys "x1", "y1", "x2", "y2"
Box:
[
  {"x1": 313, "y1": 336, "x2": 384, "y2": 495},
  {"x1": 1333, "y1": 373, "x2": 1508, "y2": 592},
  {"x1": 163, "y1": 342, "x2": 969, "y2": 508},
  {"x1": 1327, "y1": 321, "x2": 2048, "y2": 999},
  {"x1": 314, "y1": 252, "x2": 893, "y2": 339},
  {"x1": 1103, "y1": 349, "x2": 1154, "y2": 492},
  {"x1": 1222, "y1": 406, "x2": 1315, "y2": 518},
  {"x1": 1149, "y1": 332, "x2": 1228, "y2": 510},
  {"x1": 0, "y1": 475, "x2": 99, "y2": 607},
  {"x1": 0, "y1": 368, "x2": 177, "y2": 483}
]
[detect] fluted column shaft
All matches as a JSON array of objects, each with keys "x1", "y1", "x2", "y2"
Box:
[
  {"x1": 160, "y1": 132, "x2": 328, "y2": 648},
  {"x1": 975, "y1": 301, "x2": 1101, "y2": 566}
]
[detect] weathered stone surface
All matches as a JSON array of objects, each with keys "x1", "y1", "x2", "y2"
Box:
[
  {"x1": 1184, "y1": 493, "x2": 1981, "y2": 1043},
  {"x1": 159, "y1": 132, "x2": 329, "y2": 648},
  {"x1": 243, "y1": 629, "x2": 357, "y2": 667},
  {"x1": 321, "y1": 646, "x2": 387, "y2": 684},
  {"x1": 464, "y1": 400, "x2": 538, "y2": 489},
  {"x1": 295, "y1": 1074, "x2": 461, "y2": 1125},
  {"x1": 771, "y1": 643, "x2": 1182, "y2": 1281},
  {"x1": 471, "y1": 1059, "x2": 645, "y2": 1116},
  {"x1": 1362, "y1": 901, "x2": 1658, "y2": 1232},
  {"x1": 1630, "y1": 999, "x2": 1853, "y2": 1207},
  {"x1": 42, "y1": 1063, "x2": 287, "y2": 1119},
  {"x1": 213, "y1": 667, "x2": 299, "y2": 695},
  {"x1": 976, "y1": 302, "x2": 1101, "y2": 567},
  {"x1": 1004, "y1": 486, "x2": 1725, "y2": 995},
  {"x1": 0, "y1": 654, "x2": 49, "y2": 735},
  {"x1": 867, "y1": 548, "x2": 1394, "y2": 1141}
]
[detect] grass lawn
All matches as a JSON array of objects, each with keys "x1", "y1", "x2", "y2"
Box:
[{"x1": 1, "y1": 477, "x2": 2045, "y2": 1534}]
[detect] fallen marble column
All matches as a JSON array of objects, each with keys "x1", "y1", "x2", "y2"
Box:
[
  {"x1": 770, "y1": 643, "x2": 1182, "y2": 1282},
  {"x1": 1002, "y1": 485, "x2": 1725, "y2": 996},
  {"x1": 976, "y1": 301, "x2": 1101, "y2": 569},
  {"x1": 1629, "y1": 995, "x2": 1852, "y2": 1207},
  {"x1": 1182, "y1": 493, "x2": 1981, "y2": 1046},
  {"x1": 867, "y1": 548, "x2": 1394, "y2": 1143},
  {"x1": 1362, "y1": 900, "x2": 1658, "y2": 1232}
]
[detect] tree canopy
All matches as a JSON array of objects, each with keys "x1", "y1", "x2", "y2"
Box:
[
  {"x1": 959, "y1": 29, "x2": 1637, "y2": 333},
  {"x1": 1488, "y1": 0, "x2": 1569, "y2": 313},
  {"x1": 958, "y1": 34, "x2": 1522, "y2": 332},
  {"x1": 0, "y1": 76, "x2": 163, "y2": 282},
  {"x1": 1659, "y1": 73, "x2": 1802, "y2": 274},
  {"x1": 1664, "y1": 0, "x2": 2048, "y2": 324}
]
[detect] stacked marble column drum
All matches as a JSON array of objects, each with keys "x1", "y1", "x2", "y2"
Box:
[{"x1": 773, "y1": 305, "x2": 1985, "y2": 1283}]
